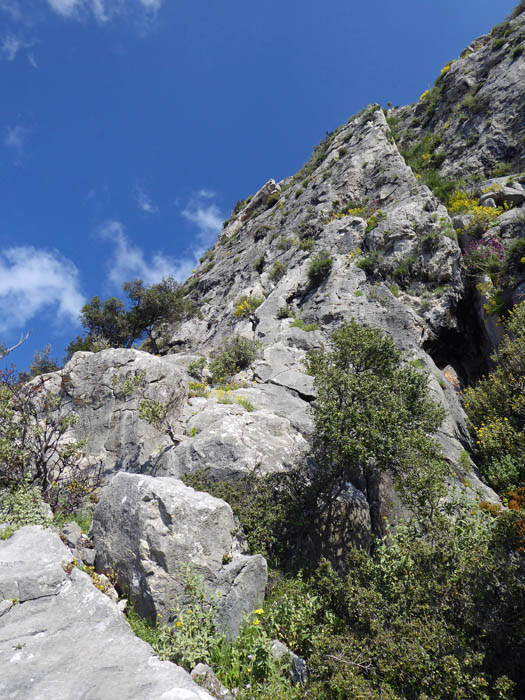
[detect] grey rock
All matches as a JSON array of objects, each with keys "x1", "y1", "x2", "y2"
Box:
[
  {"x1": 77, "y1": 545, "x2": 96, "y2": 567},
  {"x1": 271, "y1": 639, "x2": 308, "y2": 685},
  {"x1": 60, "y1": 521, "x2": 82, "y2": 550},
  {"x1": 191, "y1": 664, "x2": 233, "y2": 700},
  {"x1": 152, "y1": 397, "x2": 308, "y2": 481},
  {"x1": 41, "y1": 348, "x2": 187, "y2": 475},
  {"x1": 512, "y1": 282, "x2": 525, "y2": 306},
  {"x1": 480, "y1": 186, "x2": 525, "y2": 208},
  {"x1": 0, "y1": 525, "x2": 70, "y2": 603},
  {"x1": 0, "y1": 527, "x2": 215, "y2": 700},
  {"x1": 92, "y1": 473, "x2": 267, "y2": 637}
]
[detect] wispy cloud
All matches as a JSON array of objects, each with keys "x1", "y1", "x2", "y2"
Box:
[
  {"x1": 4, "y1": 124, "x2": 30, "y2": 152},
  {"x1": 134, "y1": 184, "x2": 159, "y2": 214},
  {"x1": 99, "y1": 191, "x2": 223, "y2": 289},
  {"x1": 99, "y1": 220, "x2": 194, "y2": 287},
  {"x1": 1, "y1": 34, "x2": 34, "y2": 61},
  {"x1": 0, "y1": 1, "x2": 24, "y2": 22},
  {"x1": 181, "y1": 189, "x2": 223, "y2": 250},
  {"x1": 45, "y1": 0, "x2": 164, "y2": 23},
  {"x1": 0, "y1": 247, "x2": 85, "y2": 333}
]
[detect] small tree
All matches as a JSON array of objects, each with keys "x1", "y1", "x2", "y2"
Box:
[
  {"x1": 305, "y1": 321, "x2": 447, "y2": 533},
  {"x1": 67, "y1": 276, "x2": 198, "y2": 357},
  {"x1": 0, "y1": 366, "x2": 101, "y2": 516}
]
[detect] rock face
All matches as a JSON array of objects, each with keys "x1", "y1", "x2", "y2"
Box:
[
  {"x1": 34, "y1": 8, "x2": 520, "y2": 578},
  {"x1": 0, "y1": 526, "x2": 215, "y2": 700},
  {"x1": 42, "y1": 348, "x2": 187, "y2": 474},
  {"x1": 150, "y1": 383, "x2": 311, "y2": 481},
  {"x1": 91, "y1": 473, "x2": 267, "y2": 637},
  {"x1": 160, "y1": 99, "x2": 499, "y2": 529},
  {"x1": 393, "y1": 7, "x2": 525, "y2": 179}
]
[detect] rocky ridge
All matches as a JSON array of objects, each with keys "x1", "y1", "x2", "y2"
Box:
[{"x1": 2, "y1": 7, "x2": 524, "y2": 699}]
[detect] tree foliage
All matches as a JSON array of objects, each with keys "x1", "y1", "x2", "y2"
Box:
[
  {"x1": 0, "y1": 366, "x2": 101, "y2": 517},
  {"x1": 67, "y1": 276, "x2": 198, "y2": 357},
  {"x1": 463, "y1": 301, "x2": 525, "y2": 493},
  {"x1": 305, "y1": 321, "x2": 447, "y2": 532}
]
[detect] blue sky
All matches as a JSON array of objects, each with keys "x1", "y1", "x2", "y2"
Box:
[{"x1": 0, "y1": 0, "x2": 518, "y2": 370}]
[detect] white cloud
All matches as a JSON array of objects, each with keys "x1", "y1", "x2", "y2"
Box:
[
  {"x1": 4, "y1": 124, "x2": 30, "y2": 152},
  {"x1": 1, "y1": 34, "x2": 34, "y2": 61},
  {"x1": 0, "y1": 247, "x2": 85, "y2": 333},
  {"x1": 99, "y1": 191, "x2": 224, "y2": 290},
  {"x1": 182, "y1": 190, "x2": 223, "y2": 249},
  {"x1": 0, "y1": 1, "x2": 23, "y2": 22},
  {"x1": 45, "y1": 0, "x2": 163, "y2": 22},
  {"x1": 99, "y1": 220, "x2": 194, "y2": 287},
  {"x1": 134, "y1": 185, "x2": 159, "y2": 214}
]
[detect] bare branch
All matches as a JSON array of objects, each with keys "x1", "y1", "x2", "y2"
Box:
[{"x1": 0, "y1": 330, "x2": 31, "y2": 359}]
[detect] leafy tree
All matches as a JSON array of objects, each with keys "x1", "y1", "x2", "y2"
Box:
[
  {"x1": 0, "y1": 366, "x2": 101, "y2": 517},
  {"x1": 305, "y1": 321, "x2": 447, "y2": 534},
  {"x1": 17, "y1": 345, "x2": 62, "y2": 383},
  {"x1": 303, "y1": 500, "x2": 524, "y2": 700},
  {"x1": 67, "y1": 276, "x2": 197, "y2": 357},
  {"x1": 463, "y1": 301, "x2": 525, "y2": 493}
]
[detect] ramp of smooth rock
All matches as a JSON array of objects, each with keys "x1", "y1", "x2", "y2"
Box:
[{"x1": 0, "y1": 527, "x2": 214, "y2": 700}]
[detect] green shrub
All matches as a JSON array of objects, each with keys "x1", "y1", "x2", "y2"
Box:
[
  {"x1": 365, "y1": 210, "x2": 385, "y2": 233},
  {"x1": 277, "y1": 236, "x2": 292, "y2": 251},
  {"x1": 209, "y1": 336, "x2": 258, "y2": 383},
  {"x1": 493, "y1": 162, "x2": 513, "y2": 177},
  {"x1": 356, "y1": 250, "x2": 382, "y2": 273},
  {"x1": 463, "y1": 301, "x2": 525, "y2": 494},
  {"x1": 0, "y1": 367, "x2": 101, "y2": 517},
  {"x1": 254, "y1": 253, "x2": 266, "y2": 273},
  {"x1": 298, "y1": 237, "x2": 315, "y2": 252},
  {"x1": 0, "y1": 481, "x2": 50, "y2": 529},
  {"x1": 234, "y1": 295, "x2": 264, "y2": 318},
  {"x1": 187, "y1": 357, "x2": 207, "y2": 380},
  {"x1": 67, "y1": 277, "x2": 197, "y2": 357},
  {"x1": 289, "y1": 319, "x2": 319, "y2": 332},
  {"x1": 236, "y1": 397, "x2": 255, "y2": 412},
  {"x1": 503, "y1": 237, "x2": 525, "y2": 280},
  {"x1": 188, "y1": 381, "x2": 208, "y2": 398},
  {"x1": 392, "y1": 254, "x2": 417, "y2": 282},
  {"x1": 307, "y1": 251, "x2": 333, "y2": 286},
  {"x1": 269, "y1": 261, "x2": 286, "y2": 283},
  {"x1": 276, "y1": 304, "x2": 294, "y2": 319},
  {"x1": 306, "y1": 321, "x2": 447, "y2": 525}
]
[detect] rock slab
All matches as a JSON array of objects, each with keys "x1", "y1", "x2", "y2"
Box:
[
  {"x1": 0, "y1": 526, "x2": 214, "y2": 700},
  {"x1": 92, "y1": 473, "x2": 268, "y2": 637}
]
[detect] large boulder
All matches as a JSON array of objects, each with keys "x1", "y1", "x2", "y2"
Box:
[
  {"x1": 0, "y1": 526, "x2": 214, "y2": 700},
  {"x1": 41, "y1": 348, "x2": 187, "y2": 474},
  {"x1": 151, "y1": 394, "x2": 309, "y2": 481},
  {"x1": 92, "y1": 473, "x2": 267, "y2": 637}
]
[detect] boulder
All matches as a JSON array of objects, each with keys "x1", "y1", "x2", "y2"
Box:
[
  {"x1": 191, "y1": 664, "x2": 233, "y2": 700},
  {"x1": 41, "y1": 348, "x2": 187, "y2": 475},
  {"x1": 0, "y1": 526, "x2": 214, "y2": 700},
  {"x1": 151, "y1": 399, "x2": 308, "y2": 481},
  {"x1": 271, "y1": 639, "x2": 308, "y2": 685},
  {"x1": 480, "y1": 186, "x2": 525, "y2": 208},
  {"x1": 92, "y1": 473, "x2": 267, "y2": 637}
]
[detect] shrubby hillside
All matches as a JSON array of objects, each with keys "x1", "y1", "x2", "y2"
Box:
[{"x1": 1, "y1": 4, "x2": 524, "y2": 699}]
